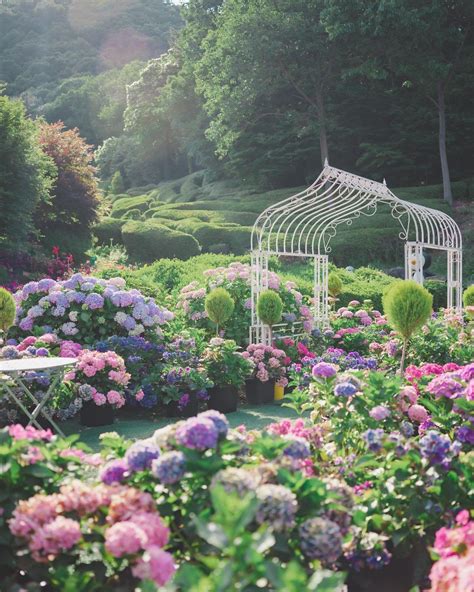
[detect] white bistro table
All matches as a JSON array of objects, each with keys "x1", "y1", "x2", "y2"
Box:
[{"x1": 0, "y1": 357, "x2": 77, "y2": 437}]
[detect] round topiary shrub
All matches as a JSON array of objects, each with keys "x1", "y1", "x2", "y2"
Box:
[
  {"x1": 382, "y1": 280, "x2": 433, "y2": 371},
  {"x1": 0, "y1": 287, "x2": 16, "y2": 335},
  {"x1": 122, "y1": 219, "x2": 200, "y2": 263},
  {"x1": 93, "y1": 217, "x2": 125, "y2": 245},
  {"x1": 328, "y1": 272, "x2": 343, "y2": 299},
  {"x1": 257, "y1": 290, "x2": 283, "y2": 341},
  {"x1": 463, "y1": 284, "x2": 474, "y2": 307},
  {"x1": 205, "y1": 288, "x2": 235, "y2": 334}
]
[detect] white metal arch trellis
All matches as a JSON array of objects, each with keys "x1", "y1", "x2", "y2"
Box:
[{"x1": 250, "y1": 162, "x2": 462, "y2": 344}]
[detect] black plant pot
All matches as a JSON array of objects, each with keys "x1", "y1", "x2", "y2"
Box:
[
  {"x1": 246, "y1": 379, "x2": 275, "y2": 405},
  {"x1": 80, "y1": 400, "x2": 114, "y2": 427},
  {"x1": 165, "y1": 392, "x2": 199, "y2": 418},
  {"x1": 207, "y1": 385, "x2": 238, "y2": 414}
]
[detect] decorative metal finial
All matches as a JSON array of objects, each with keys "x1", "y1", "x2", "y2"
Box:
[
  {"x1": 324, "y1": 157, "x2": 329, "y2": 167},
  {"x1": 383, "y1": 178, "x2": 387, "y2": 186}
]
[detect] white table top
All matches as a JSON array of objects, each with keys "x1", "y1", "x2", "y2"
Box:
[{"x1": 0, "y1": 357, "x2": 77, "y2": 374}]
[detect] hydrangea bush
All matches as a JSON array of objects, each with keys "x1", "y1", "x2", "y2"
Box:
[
  {"x1": 13, "y1": 273, "x2": 173, "y2": 344},
  {"x1": 243, "y1": 343, "x2": 288, "y2": 386},
  {"x1": 177, "y1": 262, "x2": 313, "y2": 344}
]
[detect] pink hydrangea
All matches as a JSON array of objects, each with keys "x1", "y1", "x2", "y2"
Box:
[
  {"x1": 131, "y1": 546, "x2": 176, "y2": 586},
  {"x1": 129, "y1": 512, "x2": 170, "y2": 548},
  {"x1": 105, "y1": 521, "x2": 148, "y2": 557},
  {"x1": 408, "y1": 404, "x2": 429, "y2": 423},
  {"x1": 8, "y1": 425, "x2": 53, "y2": 442},
  {"x1": 93, "y1": 392, "x2": 107, "y2": 406},
  {"x1": 107, "y1": 390, "x2": 125, "y2": 407},
  {"x1": 29, "y1": 516, "x2": 82, "y2": 561}
]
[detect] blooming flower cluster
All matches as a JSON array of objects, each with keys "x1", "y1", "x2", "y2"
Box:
[
  {"x1": 243, "y1": 343, "x2": 288, "y2": 385},
  {"x1": 177, "y1": 262, "x2": 313, "y2": 344},
  {"x1": 9, "y1": 481, "x2": 175, "y2": 587},
  {"x1": 66, "y1": 349, "x2": 130, "y2": 412},
  {"x1": 13, "y1": 274, "x2": 173, "y2": 343},
  {"x1": 429, "y1": 511, "x2": 474, "y2": 592}
]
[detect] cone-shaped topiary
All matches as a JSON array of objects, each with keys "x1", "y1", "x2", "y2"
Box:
[
  {"x1": 328, "y1": 272, "x2": 343, "y2": 299},
  {"x1": 205, "y1": 288, "x2": 235, "y2": 335},
  {"x1": 257, "y1": 290, "x2": 283, "y2": 342},
  {"x1": 0, "y1": 287, "x2": 16, "y2": 335},
  {"x1": 382, "y1": 280, "x2": 432, "y2": 372},
  {"x1": 463, "y1": 285, "x2": 474, "y2": 307}
]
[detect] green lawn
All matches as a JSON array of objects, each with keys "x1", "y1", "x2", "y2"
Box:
[{"x1": 62, "y1": 403, "x2": 301, "y2": 449}]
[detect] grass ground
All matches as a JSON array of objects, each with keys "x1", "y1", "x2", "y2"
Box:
[{"x1": 62, "y1": 403, "x2": 301, "y2": 449}]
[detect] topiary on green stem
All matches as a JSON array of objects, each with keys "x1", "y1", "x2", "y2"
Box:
[
  {"x1": 463, "y1": 285, "x2": 474, "y2": 307},
  {"x1": 257, "y1": 290, "x2": 283, "y2": 342},
  {"x1": 0, "y1": 287, "x2": 16, "y2": 336},
  {"x1": 205, "y1": 288, "x2": 235, "y2": 335},
  {"x1": 328, "y1": 272, "x2": 343, "y2": 299},
  {"x1": 382, "y1": 280, "x2": 432, "y2": 372}
]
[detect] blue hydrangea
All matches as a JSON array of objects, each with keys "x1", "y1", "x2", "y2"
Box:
[
  {"x1": 334, "y1": 382, "x2": 358, "y2": 397},
  {"x1": 283, "y1": 437, "x2": 311, "y2": 459},
  {"x1": 125, "y1": 441, "x2": 160, "y2": 472},
  {"x1": 199, "y1": 410, "x2": 229, "y2": 438},
  {"x1": 152, "y1": 451, "x2": 186, "y2": 484},
  {"x1": 362, "y1": 428, "x2": 385, "y2": 452}
]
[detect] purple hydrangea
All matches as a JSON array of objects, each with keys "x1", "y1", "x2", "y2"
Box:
[
  {"x1": 255, "y1": 484, "x2": 298, "y2": 531},
  {"x1": 419, "y1": 430, "x2": 461, "y2": 466},
  {"x1": 152, "y1": 451, "x2": 186, "y2": 484},
  {"x1": 175, "y1": 417, "x2": 219, "y2": 450},
  {"x1": 37, "y1": 278, "x2": 57, "y2": 292},
  {"x1": 312, "y1": 362, "x2": 337, "y2": 379},
  {"x1": 362, "y1": 428, "x2": 385, "y2": 452},
  {"x1": 334, "y1": 382, "x2": 358, "y2": 397},
  {"x1": 199, "y1": 410, "x2": 229, "y2": 438},
  {"x1": 426, "y1": 375, "x2": 464, "y2": 399},
  {"x1": 100, "y1": 459, "x2": 128, "y2": 484},
  {"x1": 400, "y1": 421, "x2": 415, "y2": 437},
  {"x1": 283, "y1": 437, "x2": 311, "y2": 459},
  {"x1": 299, "y1": 517, "x2": 343, "y2": 563},
  {"x1": 84, "y1": 293, "x2": 104, "y2": 310},
  {"x1": 455, "y1": 425, "x2": 474, "y2": 445},
  {"x1": 125, "y1": 441, "x2": 160, "y2": 472},
  {"x1": 35, "y1": 347, "x2": 49, "y2": 357}
]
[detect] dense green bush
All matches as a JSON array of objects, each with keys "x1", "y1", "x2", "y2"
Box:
[
  {"x1": 224, "y1": 227, "x2": 252, "y2": 254},
  {"x1": 110, "y1": 195, "x2": 151, "y2": 217},
  {"x1": 0, "y1": 287, "x2": 16, "y2": 334},
  {"x1": 463, "y1": 284, "x2": 474, "y2": 307},
  {"x1": 121, "y1": 208, "x2": 142, "y2": 220},
  {"x1": 220, "y1": 211, "x2": 257, "y2": 225},
  {"x1": 121, "y1": 219, "x2": 200, "y2": 263},
  {"x1": 425, "y1": 279, "x2": 448, "y2": 310},
  {"x1": 93, "y1": 217, "x2": 125, "y2": 245}
]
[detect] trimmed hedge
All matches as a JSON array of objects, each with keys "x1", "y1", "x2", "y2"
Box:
[
  {"x1": 121, "y1": 219, "x2": 200, "y2": 263},
  {"x1": 93, "y1": 217, "x2": 125, "y2": 245},
  {"x1": 110, "y1": 195, "x2": 151, "y2": 217}
]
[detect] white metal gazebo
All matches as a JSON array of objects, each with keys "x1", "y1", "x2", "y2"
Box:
[{"x1": 250, "y1": 162, "x2": 462, "y2": 344}]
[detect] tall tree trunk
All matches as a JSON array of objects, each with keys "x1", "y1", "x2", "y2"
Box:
[
  {"x1": 437, "y1": 81, "x2": 453, "y2": 206},
  {"x1": 315, "y1": 88, "x2": 329, "y2": 166}
]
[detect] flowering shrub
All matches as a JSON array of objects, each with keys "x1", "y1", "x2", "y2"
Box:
[
  {"x1": 9, "y1": 481, "x2": 175, "y2": 589},
  {"x1": 177, "y1": 262, "x2": 312, "y2": 344},
  {"x1": 428, "y1": 511, "x2": 474, "y2": 592},
  {"x1": 243, "y1": 343, "x2": 288, "y2": 386},
  {"x1": 97, "y1": 411, "x2": 357, "y2": 577},
  {"x1": 201, "y1": 337, "x2": 253, "y2": 388},
  {"x1": 0, "y1": 425, "x2": 100, "y2": 580},
  {"x1": 65, "y1": 349, "x2": 130, "y2": 413},
  {"x1": 13, "y1": 273, "x2": 173, "y2": 344}
]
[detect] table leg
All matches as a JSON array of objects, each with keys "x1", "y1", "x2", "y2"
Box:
[
  {"x1": 1, "y1": 381, "x2": 44, "y2": 430},
  {"x1": 17, "y1": 373, "x2": 66, "y2": 437}
]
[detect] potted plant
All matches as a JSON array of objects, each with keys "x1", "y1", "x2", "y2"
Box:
[
  {"x1": 257, "y1": 289, "x2": 283, "y2": 342},
  {"x1": 243, "y1": 344, "x2": 288, "y2": 404},
  {"x1": 161, "y1": 364, "x2": 212, "y2": 418},
  {"x1": 202, "y1": 338, "x2": 253, "y2": 413},
  {"x1": 68, "y1": 350, "x2": 129, "y2": 427}
]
